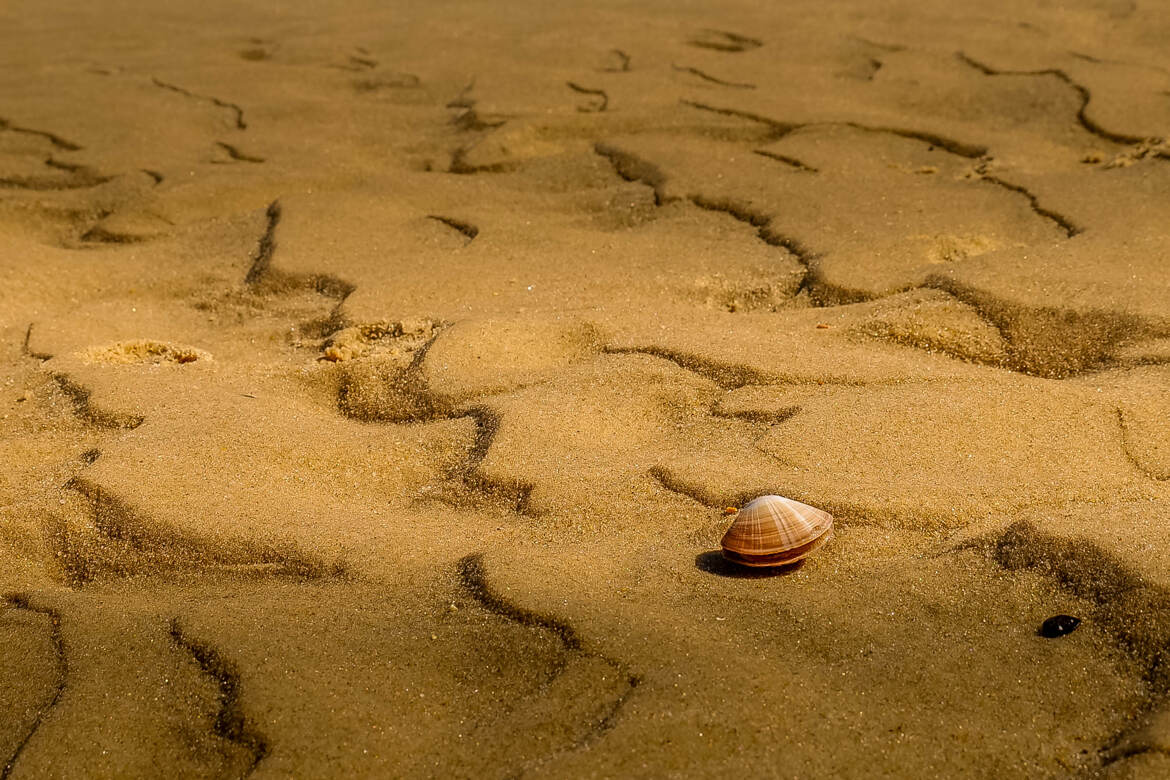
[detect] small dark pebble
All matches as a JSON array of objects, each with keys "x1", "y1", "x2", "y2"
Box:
[{"x1": 1039, "y1": 614, "x2": 1081, "y2": 638}]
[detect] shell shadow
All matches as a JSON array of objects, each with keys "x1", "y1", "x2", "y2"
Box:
[{"x1": 694, "y1": 550, "x2": 806, "y2": 579}]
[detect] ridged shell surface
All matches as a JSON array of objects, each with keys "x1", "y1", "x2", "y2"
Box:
[{"x1": 720, "y1": 495, "x2": 833, "y2": 567}]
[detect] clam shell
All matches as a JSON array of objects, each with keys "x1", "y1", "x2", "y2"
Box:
[{"x1": 720, "y1": 495, "x2": 833, "y2": 567}]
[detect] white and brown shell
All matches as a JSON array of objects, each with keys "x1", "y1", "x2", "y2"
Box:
[{"x1": 720, "y1": 495, "x2": 833, "y2": 567}]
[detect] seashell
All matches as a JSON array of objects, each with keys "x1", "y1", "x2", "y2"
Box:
[{"x1": 720, "y1": 495, "x2": 833, "y2": 567}]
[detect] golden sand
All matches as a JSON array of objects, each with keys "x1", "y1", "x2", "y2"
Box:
[{"x1": 3, "y1": 0, "x2": 1170, "y2": 776}]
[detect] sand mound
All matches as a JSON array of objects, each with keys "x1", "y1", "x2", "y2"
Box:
[{"x1": 80, "y1": 340, "x2": 211, "y2": 365}]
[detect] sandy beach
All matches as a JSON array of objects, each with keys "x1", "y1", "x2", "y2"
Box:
[{"x1": 3, "y1": 0, "x2": 1170, "y2": 776}]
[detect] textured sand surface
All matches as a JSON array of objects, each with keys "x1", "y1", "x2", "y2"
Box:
[{"x1": 3, "y1": 0, "x2": 1170, "y2": 776}]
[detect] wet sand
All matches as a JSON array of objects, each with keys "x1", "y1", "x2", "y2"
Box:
[{"x1": 2, "y1": 0, "x2": 1170, "y2": 776}]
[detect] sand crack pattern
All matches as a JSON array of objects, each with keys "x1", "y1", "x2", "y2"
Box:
[
  {"x1": 457, "y1": 553, "x2": 641, "y2": 770},
  {"x1": 0, "y1": 596, "x2": 65, "y2": 780},
  {"x1": 168, "y1": 620, "x2": 269, "y2": 776},
  {"x1": 3, "y1": 0, "x2": 1170, "y2": 775}
]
